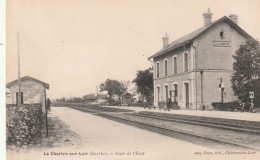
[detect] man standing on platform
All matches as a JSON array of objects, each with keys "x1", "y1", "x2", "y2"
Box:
[{"x1": 47, "y1": 98, "x2": 51, "y2": 111}]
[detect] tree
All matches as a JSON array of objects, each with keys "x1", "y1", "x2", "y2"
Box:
[
  {"x1": 56, "y1": 97, "x2": 66, "y2": 102},
  {"x1": 132, "y1": 67, "x2": 153, "y2": 103},
  {"x1": 68, "y1": 97, "x2": 84, "y2": 103},
  {"x1": 121, "y1": 80, "x2": 131, "y2": 91},
  {"x1": 100, "y1": 79, "x2": 126, "y2": 102},
  {"x1": 231, "y1": 39, "x2": 260, "y2": 103}
]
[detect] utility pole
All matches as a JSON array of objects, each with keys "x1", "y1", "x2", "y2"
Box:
[
  {"x1": 200, "y1": 70, "x2": 204, "y2": 109},
  {"x1": 219, "y1": 78, "x2": 225, "y2": 104},
  {"x1": 17, "y1": 32, "x2": 21, "y2": 106},
  {"x1": 221, "y1": 78, "x2": 223, "y2": 103}
]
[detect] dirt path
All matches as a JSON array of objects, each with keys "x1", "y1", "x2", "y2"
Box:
[{"x1": 7, "y1": 107, "x2": 260, "y2": 160}]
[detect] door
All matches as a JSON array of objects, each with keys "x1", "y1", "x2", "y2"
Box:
[
  {"x1": 185, "y1": 83, "x2": 189, "y2": 108},
  {"x1": 157, "y1": 87, "x2": 160, "y2": 105},
  {"x1": 165, "y1": 85, "x2": 168, "y2": 101},
  {"x1": 16, "y1": 92, "x2": 24, "y2": 104},
  {"x1": 173, "y1": 84, "x2": 178, "y2": 102}
]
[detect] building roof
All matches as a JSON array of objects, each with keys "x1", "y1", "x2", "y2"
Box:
[
  {"x1": 6, "y1": 76, "x2": 49, "y2": 89},
  {"x1": 122, "y1": 92, "x2": 131, "y2": 96},
  {"x1": 148, "y1": 16, "x2": 253, "y2": 60}
]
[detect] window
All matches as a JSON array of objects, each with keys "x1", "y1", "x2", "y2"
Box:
[
  {"x1": 173, "y1": 56, "x2": 177, "y2": 74},
  {"x1": 219, "y1": 31, "x2": 225, "y2": 39},
  {"x1": 156, "y1": 62, "x2": 160, "y2": 78},
  {"x1": 184, "y1": 52, "x2": 188, "y2": 72},
  {"x1": 164, "y1": 59, "x2": 168, "y2": 76}
]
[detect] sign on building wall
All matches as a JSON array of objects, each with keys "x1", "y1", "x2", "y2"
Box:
[{"x1": 213, "y1": 41, "x2": 231, "y2": 47}]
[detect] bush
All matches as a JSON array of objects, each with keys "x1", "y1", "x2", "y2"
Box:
[
  {"x1": 132, "y1": 101, "x2": 153, "y2": 108},
  {"x1": 211, "y1": 101, "x2": 250, "y2": 111},
  {"x1": 6, "y1": 104, "x2": 44, "y2": 149},
  {"x1": 169, "y1": 102, "x2": 181, "y2": 110},
  {"x1": 107, "y1": 99, "x2": 121, "y2": 106}
]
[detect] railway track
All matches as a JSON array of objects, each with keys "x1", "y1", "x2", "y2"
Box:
[
  {"x1": 126, "y1": 112, "x2": 260, "y2": 135},
  {"x1": 69, "y1": 105, "x2": 260, "y2": 151}
]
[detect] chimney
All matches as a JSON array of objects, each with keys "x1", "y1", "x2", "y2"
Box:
[
  {"x1": 202, "y1": 8, "x2": 213, "y2": 27},
  {"x1": 229, "y1": 14, "x2": 238, "y2": 25},
  {"x1": 162, "y1": 33, "x2": 169, "y2": 48}
]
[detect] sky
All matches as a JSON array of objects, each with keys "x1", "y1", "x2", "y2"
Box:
[{"x1": 5, "y1": 0, "x2": 260, "y2": 99}]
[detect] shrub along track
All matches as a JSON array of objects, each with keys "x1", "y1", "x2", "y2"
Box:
[{"x1": 68, "y1": 105, "x2": 260, "y2": 151}]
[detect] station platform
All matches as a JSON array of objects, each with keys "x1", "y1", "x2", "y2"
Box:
[
  {"x1": 7, "y1": 107, "x2": 218, "y2": 160},
  {"x1": 108, "y1": 106, "x2": 260, "y2": 123}
]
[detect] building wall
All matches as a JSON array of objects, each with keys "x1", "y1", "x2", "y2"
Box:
[
  {"x1": 154, "y1": 72, "x2": 193, "y2": 109},
  {"x1": 195, "y1": 21, "x2": 248, "y2": 70},
  {"x1": 153, "y1": 21, "x2": 248, "y2": 109},
  {"x1": 6, "y1": 95, "x2": 11, "y2": 104},
  {"x1": 9, "y1": 79, "x2": 46, "y2": 110},
  {"x1": 154, "y1": 46, "x2": 192, "y2": 79},
  {"x1": 192, "y1": 21, "x2": 248, "y2": 108},
  {"x1": 194, "y1": 71, "x2": 237, "y2": 108}
]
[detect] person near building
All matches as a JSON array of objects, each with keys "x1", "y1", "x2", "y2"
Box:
[
  {"x1": 47, "y1": 98, "x2": 51, "y2": 111},
  {"x1": 166, "y1": 98, "x2": 171, "y2": 111}
]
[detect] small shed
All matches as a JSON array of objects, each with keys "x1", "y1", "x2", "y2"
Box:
[
  {"x1": 6, "y1": 76, "x2": 49, "y2": 111},
  {"x1": 121, "y1": 92, "x2": 132, "y2": 106}
]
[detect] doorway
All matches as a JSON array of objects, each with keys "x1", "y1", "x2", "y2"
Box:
[
  {"x1": 16, "y1": 92, "x2": 24, "y2": 104},
  {"x1": 184, "y1": 83, "x2": 189, "y2": 109}
]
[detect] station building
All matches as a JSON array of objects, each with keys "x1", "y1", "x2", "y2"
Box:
[
  {"x1": 6, "y1": 75, "x2": 49, "y2": 111},
  {"x1": 148, "y1": 9, "x2": 254, "y2": 109},
  {"x1": 121, "y1": 92, "x2": 132, "y2": 106}
]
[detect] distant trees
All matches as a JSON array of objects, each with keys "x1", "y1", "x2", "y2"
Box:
[
  {"x1": 231, "y1": 39, "x2": 260, "y2": 103},
  {"x1": 55, "y1": 68, "x2": 155, "y2": 105},
  {"x1": 100, "y1": 79, "x2": 126, "y2": 102},
  {"x1": 121, "y1": 80, "x2": 131, "y2": 91},
  {"x1": 56, "y1": 97, "x2": 66, "y2": 102},
  {"x1": 68, "y1": 97, "x2": 84, "y2": 103},
  {"x1": 55, "y1": 97, "x2": 84, "y2": 103},
  {"x1": 132, "y1": 67, "x2": 153, "y2": 103}
]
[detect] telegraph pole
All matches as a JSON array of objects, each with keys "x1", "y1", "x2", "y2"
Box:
[
  {"x1": 200, "y1": 70, "x2": 204, "y2": 109},
  {"x1": 219, "y1": 78, "x2": 225, "y2": 104},
  {"x1": 17, "y1": 32, "x2": 21, "y2": 105}
]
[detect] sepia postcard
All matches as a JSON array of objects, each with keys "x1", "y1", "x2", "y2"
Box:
[{"x1": 2, "y1": 0, "x2": 260, "y2": 160}]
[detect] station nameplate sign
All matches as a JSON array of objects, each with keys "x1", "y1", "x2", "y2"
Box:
[{"x1": 213, "y1": 41, "x2": 231, "y2": 47}]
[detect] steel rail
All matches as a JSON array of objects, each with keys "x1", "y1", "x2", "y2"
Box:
[
  {"x1": 69, "y1": 105, "x2": 260, "y2": 151},
  {"x1": 126, "y1": 112, "x2": 260, "y2": 134},
  {"x1": 140, "y1": 111, "x2": 260, "y2": 131}
]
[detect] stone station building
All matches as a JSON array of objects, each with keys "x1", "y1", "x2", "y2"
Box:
[{"x1": 148, "y1": 9, "x2": 254, "y2": 109}]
